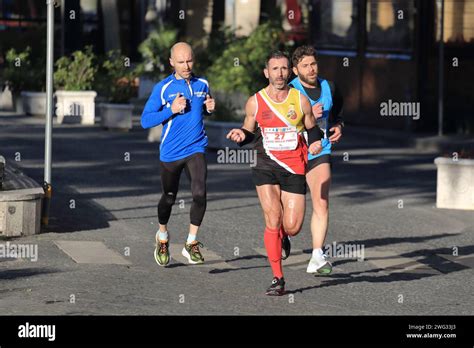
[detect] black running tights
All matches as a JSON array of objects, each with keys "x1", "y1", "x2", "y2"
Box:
[{"x1": 158, "y1": 152, "x2": 207, "y2": 226}]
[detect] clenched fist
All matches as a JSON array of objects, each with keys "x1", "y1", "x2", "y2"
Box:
[
  {"x1": 226, "y1": 128, "x2": 245, "y2": 143},
  {"x1": 308, "y1": 140, "x2": 323, "y2": 155},
  {"x1": 171, "y1": 92, "x2": 187, "y2": 114},
  {"x1": 204, "y1": 94, "x2": 215, "y2": 113}
]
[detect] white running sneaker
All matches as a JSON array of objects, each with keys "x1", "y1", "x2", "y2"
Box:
[{"x1": 307, "y1": 253, "x2": 332, "y2": 275}]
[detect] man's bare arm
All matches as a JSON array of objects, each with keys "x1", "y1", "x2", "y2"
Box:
[
  {"x1": 301, "y1": 94, "x2": 316, "y2": 130},
  {"x1": 300, "y1": 93, "x2": 323, "y2": 155}
]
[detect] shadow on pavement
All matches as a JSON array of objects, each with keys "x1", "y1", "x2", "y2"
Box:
[
  {"x1": 42, "y1": 185, "x2": 115, "y2": 233},
  {"x1": 0, "y1": 268, "x2": 60, "y2": 280},
  {"x1": 288, "y1": 244, "x2": 473, "y2": 294}
]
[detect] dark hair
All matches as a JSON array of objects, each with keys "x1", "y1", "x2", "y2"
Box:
[
  {"x1": 292, "y1": 45, "x2": 317, "y2": 67},
  {"x1": 265, "y1": 50, "x2": 290, "y2": 68}
]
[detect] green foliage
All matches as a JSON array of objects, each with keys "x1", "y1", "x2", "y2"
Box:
[
  {"x1": 4, "y1": 46, "x2": 46, "y2": 93},
  {"x1": 136, "y1": 25, "x2": 178, "y2": 81},
  {"x1": 96, "y1": 50, "x2": 137, "y2": 104},
  {"x1": 192, "y1": 25, "x2": 237, "y2": 76},
  {"x1": 54, "y1": 46, "x2": 97, "y2": 91},
  {"x1": 207, "y1": 22, "x2": 287, "y2": 95}
]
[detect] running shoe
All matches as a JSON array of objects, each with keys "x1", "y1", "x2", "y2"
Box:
[
  {"x1": 154, "y1": 239, "x2": 170, "y2": 266},
  {"x1": 306, "y1": 253, "x2": 332, "y2": 275},
  {"x1": 282, "y1": 235, "x2": 291, "y2": 260},
  {"x1": 182, "y1": 241, "x2": 205, "y2": 264},
  {"x1": 265, "y1": 277, "x2": 286, "y2": 296}
]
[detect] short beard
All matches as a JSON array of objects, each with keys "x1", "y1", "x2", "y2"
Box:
[
  {"x1": 271, "y1": 79, "x2": 288, "y2": 90},
  {"x1": 299, "y1": 74, "x2": 317, "y2": 87}
]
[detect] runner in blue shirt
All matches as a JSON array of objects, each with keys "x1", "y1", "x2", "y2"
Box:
[
  {"x1": 141, "y1": 42, "x2": 215, "y2": 267},
  {"x1": 289, "y1": 45, "x2": 344, "y2": 275}
]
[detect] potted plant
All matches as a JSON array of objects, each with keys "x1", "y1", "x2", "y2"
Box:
[
  {"x1": 54, "y1": 46, "x2": 97, "y2": 124},
  {"x1": 4, "y1": 47, "x2": 46, "y2": 115},
  {"x1": 97, "y1": 50, "x2": 137, "y2": 131},
  {"x1": 434, "y1": 148, "x2": 474, "y2": 210}
]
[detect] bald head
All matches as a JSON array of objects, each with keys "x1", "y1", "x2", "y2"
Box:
[
  {"x1": 169, "y1": 42, "x2": 194, "y2": 80},
  {"x1": 170, "y1": 42, "x2": 193, "y2": 59}
]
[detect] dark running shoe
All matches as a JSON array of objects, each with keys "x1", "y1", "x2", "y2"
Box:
[{"x1": 265, "y1": 277, "x2": 286, "y2": 296}]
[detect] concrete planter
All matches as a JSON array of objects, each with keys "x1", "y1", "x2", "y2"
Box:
[
  {"x1": 147, "y1": 124, "x2": 163, "y2": 143},
  {"x1": 13, "y1": 93, "x2": 24, "y2": 114},
  {"x1": 99, "y1": 103, "x2": 134, "y2": 131},
  {"x1": 0, "y1": 164, "x2": 44, "y2": 237},
  {"x1": 204, "y1": 120, "x2": 242, "y2": 150},
  {"x1": 138, "y1": 75, "x2": 156, "y2": 99},
  {"x1": 55, "y1": 90, "x2": 97, "y2": 125},
  {"x1": 0, "y1": 92, "x2": 25, "y2": 114},
  {"x1": 434, "y1": 157, "x2": 474, "y2": 210},
  {"x1": 21, "y1": 91, "x2": 46, "y2": 116}
]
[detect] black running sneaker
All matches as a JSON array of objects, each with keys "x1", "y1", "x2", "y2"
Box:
[
  {"x1": 282, "y1": 236, "x2": 291, "y2": 260},
  {"x1": 265, "y1": 277, "x2": 286, "y2": 296}
]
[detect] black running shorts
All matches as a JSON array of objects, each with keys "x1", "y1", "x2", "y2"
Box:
[
  {"x1": 251, "y1": 168, "x2": 306, "y2": 195},
  {"x1": 307, "y1": 154, "x2": 331, "y2": 173}
]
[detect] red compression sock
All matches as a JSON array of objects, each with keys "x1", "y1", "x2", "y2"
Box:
[{"x1": 264, "y1": 226, "x2": 283, "y2": 279}]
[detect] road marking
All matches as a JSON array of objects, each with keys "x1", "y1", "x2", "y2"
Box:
[
  {"x1": 365, "y1": 249, "x2": 439, "y2": 274},
  {"x1": 168, "y1": 243, "x2": 235, "y2": 269},
  {"x1": 253, "y1": 247, "x2": 310, "y2": 270},
  {"x1": 437, "y1": 253, "x2": 474, "y2": 268},
  {"x1": 54, "y1": 241, "x2": 131, "y2": 265}
]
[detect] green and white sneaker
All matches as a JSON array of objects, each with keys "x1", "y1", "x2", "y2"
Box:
[
  {"x1": 154, "y1": 239, "x2": 170, "y2": 266},
  {"x1": 307, "y1": 253, "x2": 332, "y2": 275},
  {"x1": 181, "y1": 241, "x2": 204, "y2": 264}
]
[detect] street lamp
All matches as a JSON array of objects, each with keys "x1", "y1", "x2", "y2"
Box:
[{"x1": 42, "y1": 0, "x2": 56, "y2": 227}]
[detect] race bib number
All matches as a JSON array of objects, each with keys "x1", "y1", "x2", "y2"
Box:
[{"x1": 262, "y1": 127, "x2": 298, "y2": 151}]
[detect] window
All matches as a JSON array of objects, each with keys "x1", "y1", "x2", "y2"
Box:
[
  {"x1": 80, "y1": 0, "x2": 101, "y2": 53},
  {"x1": 366, "y1": 0, "x2": 415, "y2": 52},
  {"x1": 0, "y1": 0, "x2": 46, "y2": 29},
  {"x1": 312, "y1": 0, "x2": 358, "y2": 50}
]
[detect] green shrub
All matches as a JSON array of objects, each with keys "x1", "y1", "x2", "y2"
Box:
[
  {"x1": 207, "y1": 22, "x2": 287, "y2": 95},
  {"x1": 54, "y1": 46, "x2": 97, "y2": 91},
  {"x1": 4, "y1": 46, "x2": 46, "y2": 93},
  {"x1": 96, "y1": 50, "x2": 137, "y2": 104},
  {"x1": 136, "y1": 25, "x2": 178, "y2": 81},
  {"x1": 192, "y1": 25, "x2": 237, "y2": 76}
]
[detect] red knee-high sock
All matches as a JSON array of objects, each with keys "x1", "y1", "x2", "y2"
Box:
[{"x1": 264, "y1": 226, "x2": 283, "y2": 279}]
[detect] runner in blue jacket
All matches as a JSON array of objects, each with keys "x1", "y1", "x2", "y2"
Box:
[{"x1": 141, "y1": 42, "x2": 215, "y2": 267}]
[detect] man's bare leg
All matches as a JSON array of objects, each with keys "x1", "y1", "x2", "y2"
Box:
[
  {"x1": 306, "y1": 162, "x2": 332, "y2": 274},
  {"x1": 280, "y1": 191, "x2": 306, "y2": 236}
]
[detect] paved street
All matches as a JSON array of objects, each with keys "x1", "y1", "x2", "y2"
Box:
[{"x1": 0, "y1": 112, "x2": 473, "y2": 315}]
